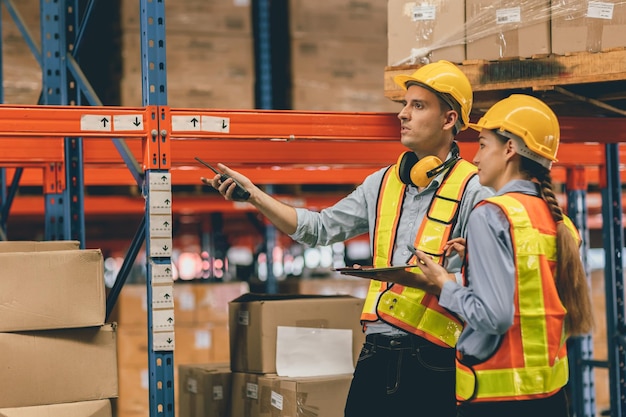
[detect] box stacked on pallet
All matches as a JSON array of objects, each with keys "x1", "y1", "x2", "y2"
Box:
[
  {"x1": 114, "y1": 280, "x2": 249, "y2": 417},
  {"x1": 0, "y1": 241, "x2": 117, "y2": 415},
  {"x1": 0, "y1": 0, "x2": 41, "y2": 104},
  {"x1": 226, "y1": 293, "x2": 365, "y2": 417},
  {"x1": 120, "y1": 0, "x2": 255, "y2": 109},
  {"x1": 387, "y1": 0, "x2": 466, "y2": 66},
  {"x1": 551, "y1": 0, "x2": 626, "y2": 55},
  {"x1": 289, "y1": 0, "x2": 398, "y2": 112}
]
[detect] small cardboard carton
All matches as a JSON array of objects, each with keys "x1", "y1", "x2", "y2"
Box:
[
  {"x1": 178, "y1": 364, "x2": 232, "y2": 417},
  {"x1": 229, "y1": 293, "x2": 365, "y2": 374},
  {"x1": 258, "y1": 374, "x2": 353, "y2": 417},
  {"x1": 231, "y1": 372, "x2": 262, "y2": 417}
]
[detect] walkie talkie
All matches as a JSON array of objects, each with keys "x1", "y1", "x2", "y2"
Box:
[{"x1": 195, "y1": 157, "x2": 251, "y2": 201}]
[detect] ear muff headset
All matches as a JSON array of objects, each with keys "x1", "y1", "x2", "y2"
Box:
[{"x1": 396, "y1": 144, "x2": 460, "y2": 187}]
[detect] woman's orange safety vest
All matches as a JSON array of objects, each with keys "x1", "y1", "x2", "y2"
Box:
[
  {"x1": 360, "y1": 159, "x2": 477, "y2": 348},
  {"x1": 456, "y1": 193, "x2": 579, "y2": 402}
]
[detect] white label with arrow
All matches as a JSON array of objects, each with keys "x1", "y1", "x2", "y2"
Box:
[
  {"x1": 150, "y1": 214, "x2": 172, "y2": 236},
  {"x1": 153, "y1": 308, "x2": 175, "y2": 331},
  {"x1": 153, "y1": 331, "x2": 175, "y2": 351},
  {"x1": 114, "y1": 115, "x2": 144, "y2": 131},
  {"x1": 148, "y1": 172, "x2": 171, "y2": 191},
  {"x1": 202, "y1": 116, "x2": 230, "y2": 133},
  {"x1": 171, "y1": 115, "x2": 201, "y2": 131},
  {"x1": 152, "y1": 284, "x2": 175, "y2": 308},
  {"x1": 151, "y1": 261, "x2": 173, "y2": 284},
  {"x1": 150, "y1": 237, "x2": 173, "y2": 257},
  {"x1": 80, "y1": 114, "x2": 112, "y2": 131},
  {"x1": 149, "y1": 191, "x2": 172, "y2": 215}
]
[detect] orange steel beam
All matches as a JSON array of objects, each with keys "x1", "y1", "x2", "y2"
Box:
[
  {"x1": 0, "y1": 104, "x2": 153, "y2": 138},
  {"x1": 8, "y1": 191, "x2": 619, "y2": 219},
  {"x1": 0, "y1": 136, "x2": 616, "y2": 167},
  {"x1": 8, "y1": 164, "x2": 625, "y2": 187}
]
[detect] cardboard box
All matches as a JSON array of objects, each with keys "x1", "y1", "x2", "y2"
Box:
[
  {"x1": 175, "y1": 324, "x2": 231, "y2": 365},
  {"x1": 0, "y1": 240, "x2": 79, "y2": 252},
  {"x1": 387, "y1": 0, "x2": 466, "y2": 66},
  {"x1": 121, "y1": 0, "x2": 252, "y2": 36},
  {"x1": 258, "y1": 374, "x2": 352, "y2": 417},
  {"x1": 0, "y1": 249, "x2": 105, "y2": 332},
  {"x1": 113, "y1": 284, "x2": 148, "y2": 326},
  {"x1": 231, "y1": 372, "x2": 261, "y2": 417},
  {"x1": 551, "y1": 0, "x2": 626, "y2": 55},
  {"x1": 0, "y1": 324, "x2": 118, "y2": 408},
  {"x1": 229, "y1": 293, "x2": 365, "y2": 374},
  {"x1": 0, "y1": 399, "x2": 112, "y2": 417},
  {"x1": 289, "y1": 0, "x2": 387, "y2": 40},
  {"x1": 121, "y1": 32, "x2": 255, "y2": 109},
  {"x1": 178, "y1": 364, "x2": 232, "y2": 417},
  {"x1": 465, "y1": 0, "x2": 551, "y2": 60},
  {"x1": 195, "y1": 281, "x2": 250, "y2": 324},
  {"x1": 116, "y1": 367, "x2": 149, "y2": 416}
]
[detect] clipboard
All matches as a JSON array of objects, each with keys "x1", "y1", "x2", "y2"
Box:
[{"x1": 333, "y1": 264, "x2": 418, "y2": 273}]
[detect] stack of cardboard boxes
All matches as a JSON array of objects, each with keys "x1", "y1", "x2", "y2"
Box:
[
  {"x1": 0, "y1": 241, "x2": 117, "y2": 416},
  {"x1": 289, "y1": 0, "x2": 398, "y2": 112},
  {"x1": 120, "y1": 0, "x2": 256, "y2": 109},
  {"x1": 179, "y1": 293, "x2": 366, "y2": 417},
  {"x1": 113, "y1": 280, "x2": 250, "y2": 417}
]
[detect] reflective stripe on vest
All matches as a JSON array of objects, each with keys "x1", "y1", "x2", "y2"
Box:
[
  {"x1": 361, "y1": 159, "x2": 477, "y2": 347},
  {"x1": 456, "y1": 193, "x2": 572, "y2": 402}
]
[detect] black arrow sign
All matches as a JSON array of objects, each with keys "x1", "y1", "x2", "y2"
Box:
[
  {"x1": 191, "y1": 117, "x2": 199, "y2": 127},
  {"x1": 101, "y1": 117, "x2": 109, "y2": 127},
  {"x1": 133, "y1": 117, "x2": 141, "y2": 126},
  {"x1": 222, "y1": 120, "x2": 228, "y2": 129}
]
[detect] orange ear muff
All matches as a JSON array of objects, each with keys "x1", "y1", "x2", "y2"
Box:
[
  {"x1": 396, "y1": 152, "x2": 458, "y2": 187},
  {"x1": 410, "y1": 156, "x2": 443, "y2": 187},
  {"x1": 396, "y1": 151, "x2": 418, "y2": 185}
]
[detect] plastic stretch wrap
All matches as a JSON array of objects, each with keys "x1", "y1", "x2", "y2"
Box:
[{"x1": 390, "y1": 0, "x2": 626, "y2": 66}]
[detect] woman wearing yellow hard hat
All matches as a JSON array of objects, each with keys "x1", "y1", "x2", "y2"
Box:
[{"x1": 396, "y1": 94, "x2": 594, "y2": 416}]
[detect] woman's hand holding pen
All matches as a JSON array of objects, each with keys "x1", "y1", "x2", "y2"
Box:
[{"x1": 412, "y1": 248, "x2": 456, "y2": 294}]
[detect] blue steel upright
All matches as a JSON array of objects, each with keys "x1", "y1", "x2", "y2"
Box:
[
  {"x1": 601, "y1": 143, "x2": 626, "y2": 417},
  {"x1": 566, "y1": 167, "x2": 597, "y2": 417},
  {"x1": 140, "y1": 1, "x2": 176, "y2": 416},
  {"x1": 39, "y1": 0, "x2": 85, "y2": 244}
]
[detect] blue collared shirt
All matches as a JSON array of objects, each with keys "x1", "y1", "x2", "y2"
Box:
[
  {"x1": 290, "y1": 157, "x2": 493, "y2": 336},
  {"x1": 439, "y1": 179, "x2": 543, "y2": 359}
]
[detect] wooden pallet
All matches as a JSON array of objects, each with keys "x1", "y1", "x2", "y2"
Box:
[{"x1": 384, "y1": 48, "x2": 626, "y2": 117}]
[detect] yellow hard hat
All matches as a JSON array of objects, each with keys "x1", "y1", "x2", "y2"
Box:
[
  {"x1": 469, "y1": 94, "x2": 559, "y2": 167},
  {"x1": 394, "y1": 60, "x2": 473, "y2": 131}
]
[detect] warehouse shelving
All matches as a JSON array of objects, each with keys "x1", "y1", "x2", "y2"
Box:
[{"x1": 1, "y1": 0, "x2": 626, "y2": 416}]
